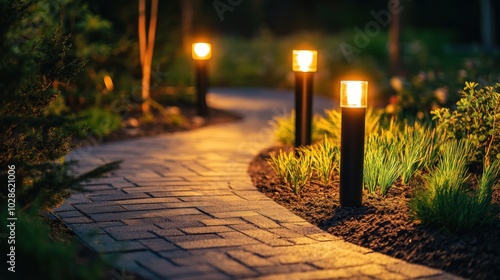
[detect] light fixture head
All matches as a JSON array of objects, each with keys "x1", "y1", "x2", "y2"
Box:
[
  {"x1": 292, "y1": 50, "x2": 317, "y2": 72},
  {"x1": 340, "y1": 81, "x2": 368, "y2": 108},
  {"x1": 192, "y1": 42, "x2": 212, "y2": 60}
]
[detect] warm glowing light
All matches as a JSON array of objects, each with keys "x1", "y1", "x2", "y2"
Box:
[
  {"x1": 192, "y1": 43, "x2": 212, "y2": 60},
  {"x1": 340, "y1": 81, "x2": 368, "y2": 108},
  {"x1": 103, "y1": 75, "x2": 114, "y2": 92},
  {"x1": 292, "y1": 50, "x2": 317, "y2": 72}
]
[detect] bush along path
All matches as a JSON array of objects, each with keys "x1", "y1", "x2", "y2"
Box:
[{"x1": 54, "y1": 88, "x2": 459, "y2": 279}]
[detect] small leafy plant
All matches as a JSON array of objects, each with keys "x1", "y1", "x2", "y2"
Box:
[{"x1": 432, "y1": 82, "x2": 500, "y2": 166}]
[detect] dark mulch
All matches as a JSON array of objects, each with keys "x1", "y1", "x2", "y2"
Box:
[{"x1": 248, "y1": 145, "x2": 500, "y2": 280}]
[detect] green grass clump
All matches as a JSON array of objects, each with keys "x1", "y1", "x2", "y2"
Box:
[
  {"x1": 269, "y1": 136, "x2": 340, "y2": 193},
  {"x1": 409, "y1": 140, "x2": 500, "y2": 232},
  {"x1": 268, "y1": 149, "x2": 312, "y2": 194},
  {"x1": 363, "y1": 132, "x2": 402, "y2": 195},
  {"x1": 270, "y1": 110, "x2": 322, "y2": 146},
  {"x1": 302, "y1": 136, "x2": 340, "y2": 185}
]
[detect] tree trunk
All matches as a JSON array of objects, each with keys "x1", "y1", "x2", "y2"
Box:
[
  {"x1": 389, "y1": 0, "x2": 401, "y2": 76},
  {"x1": 138, "y1": 0, "x2": 158, "y2": 114},
  {"x1": 181, "y1": 0, "x2": 194, "y2": 54},
  {"x1": 480, "y1": 0, "x2": 495, "y2": 52}
]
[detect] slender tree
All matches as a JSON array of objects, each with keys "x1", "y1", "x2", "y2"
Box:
[
  {"x1": 389, "y1": 0, "x2": 401, "y2": 76},
  {"x1": 181, "y1": 0, "x2": 194, "y2": 54},
  {"x1": 480, "y1": 0, "x2": 495, "y2": 52},
  {"x1": 138, "y1": 0, "x2": 158, "y2": 113}
]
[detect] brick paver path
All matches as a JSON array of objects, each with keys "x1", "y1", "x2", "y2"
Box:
[{"x1": 55, "y1": 89, "x2": 460, "y2": 279}]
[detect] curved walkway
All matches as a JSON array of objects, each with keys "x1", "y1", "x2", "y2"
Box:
[{"x1": 55, "y1": 88, "x2": 459, "y2": 280}]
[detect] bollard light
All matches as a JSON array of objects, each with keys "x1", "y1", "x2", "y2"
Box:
[
  {"x1": 339, "y1": 81, "x2": 368, "y2": 207},
  {"x1": 292, "y1": 50, "x2": 317, "y2": 148},
  {"x1": 292, "y1": 50, "x2": 318, "y2": 72},
  {"x1": 192, "y1": 42, "x2": 211, "y2": 116},
  {"x1": 340, "y1": 81, "x2": 367, "y2": 107},
  {"x1": 192, "y1": 43, "x2": 212, "y2": 60}
]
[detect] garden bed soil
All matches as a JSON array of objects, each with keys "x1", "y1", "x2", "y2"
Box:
[{"x1": 248, "y1": 145, "x2": 500, "y2": 279}]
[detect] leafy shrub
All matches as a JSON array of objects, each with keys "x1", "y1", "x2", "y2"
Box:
[
  {"x1": 76, "y1": 107, "x2": 122, "y2": 137},
  {"x1": 0, "y1": 2, "x2": 119, "y2": 278},
  {"x1": 409, "y1": 140, "x2": 499, "y2": 232},
  {"x1": 432, "y1": 82, "x2": 500, "y2": 165}
]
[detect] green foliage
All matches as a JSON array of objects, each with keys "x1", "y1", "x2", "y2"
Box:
[
  {"x1": 409, "y1": 140, "x2": 499, "y2": 232},
  {"x1": 268, "y1": 150, "x2": 312, "y2": 194},
  {"x1": 432, "y1": 82, "x2": 500, "y2": 165},
  {"x1": 268, "y1": 136, "x2": 340, "y2": 193},
  {"x1": 76, "y1": 107, "x2": 122, "y2": 137},
  {"x1": 363, "y1": 133, "x2": 402, "y2": 196},
  {"x1": 478, "y1": 159, "x2": 500, "y2": 204},
  {"x1": 0, "y1": 0, "x2": 121, "y2": 211},
  {"x1": 0, "y1": 209, "x2": 105, "y2": 280},
  {"x1": 271, "y1": 109, "x2": 444, "y2": 196},
  {"x1": 399, "y1": 122, "x2": 444, "y2": 184},
  {"x1": 306, "y1": 136, "x2": 340, "y2": 185},
  {"x1": 270, "y1": 110, "x2": 322, "y2": 146}
]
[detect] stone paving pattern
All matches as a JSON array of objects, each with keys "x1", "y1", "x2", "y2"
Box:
[{"x1": 55, "y1": 89, "x2": 460, "y2": 279}]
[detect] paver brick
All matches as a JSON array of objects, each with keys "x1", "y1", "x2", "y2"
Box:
[
  {"x1": 180, "y1": 225, "x2": 234, "y2": 234},
  {"x1": 117, "y1": 197, "x2": 180, "y2": 204},
  {"x1": 89, "y1": 208, "x2": 202, "y2": 222},
  {"x1": 84, "y1": 234, "x2": 146, "y2": 253},
  {"x1": 239, "y1": 229, "x2": 294, "y2": 247},
  {"x1": 62, "y1": 216, "x2": 94, "y2": 224},
  {"x1": 56, "y1": 210, "x2": 84, "y2": 218},
  {"x1": 165, "y1": 233, "x2": 222, "y2": 243},
  {"x1": 75, "y1": 204, "x2": 127, "y2": 214},
  {"x1": 243, "y1": 215, "x2": 282, "y2": 229},
  {"x1": 255, "y1": 263, "x2": 317, "y2": 276},
  {"x1": 212, "y1": 211, "x2": 260, "y2": 218},
  {"x1": 102, "y1": 251, "x2": 160, "y2": 280},
  {"x1": 200, "y1": 218, "x2": 245, "y2": 226},
  {"x1": 177, "y1": 236, "x2": 259, "y2": 249},
  {"x1": 140, "y1": 238, "x2": 179, "y2": 251},
  {"x1": 139, "y1": 258, "x2": 216, "y2": 278},
  {"x1": 227, "y1": 250, "x2": 276, "y2": 267}
]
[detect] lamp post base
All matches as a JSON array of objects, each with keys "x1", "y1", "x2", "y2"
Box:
[
  {"x1": 294, "y1": 72, "x2": 314, "y2": 148},
  {"x1": 195, "y1": 60, "x2": 208, "y2": 117},
  {"x1": 339, "y1": 107, "x2": 366, "y2": 207}
]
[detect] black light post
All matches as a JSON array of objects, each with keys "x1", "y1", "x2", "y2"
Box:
[
  {"x1": 192, "y1": 42, "x2": 211, "y2": 117},
  {"x1": 292, "y1": 50, "x2": 318, "y2": 148},
  {"x1": 339, "y1": 81, "x2": 368, "y2": 207}
]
